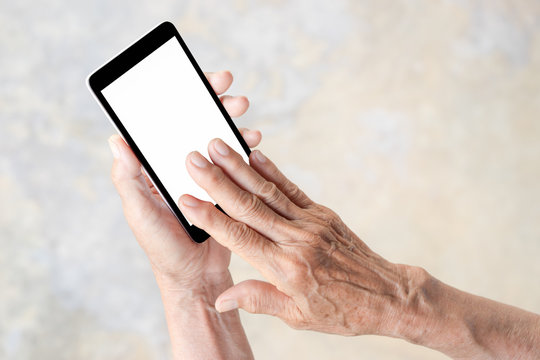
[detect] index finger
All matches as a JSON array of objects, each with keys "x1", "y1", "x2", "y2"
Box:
[
  {"x1": 185, "y1": 151, "x2": 293, "y2": 241},
  {"x1": 178, "y1": 194, "x2": 281, "y2": 282}
]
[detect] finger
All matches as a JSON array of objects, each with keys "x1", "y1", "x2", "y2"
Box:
[
  {"x1": 185, "y1": 151, "x2": 292, "y2": 240},
  {"x1": 239, "y1": 128, "x2": 262, "y2": 148},
  {"x1": 220, "y1": 95, "x2": 249, "y2": 117},
  {"x1": 178, "y1": 194, "x2": 278, "y2": 274},
  {"x1": 208, "y1": 138, "x2": 303, "y2": 220},
  {"x1": 249, "y1": 150, "x2": 314, "y2": 208},
  {"x1": 205, "y1": 70, "x2": 233, "y2": 95},
  {"x1": 109, "y1": 135, "x2": 170, "y2": 233},
  {"x1": 109, "y1": 135, "x2": 152, "y2": 206},
  {"x1": 215, "y1": 280, "x2": 299, "y2": 320}
]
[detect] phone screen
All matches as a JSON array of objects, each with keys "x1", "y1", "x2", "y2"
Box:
[{"x1": 101, "y1": 37, "x2": 248, "y2": 225}]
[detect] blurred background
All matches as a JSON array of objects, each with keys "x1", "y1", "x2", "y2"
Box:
[{"x1": 1, "y1": 0, "x2": 540, "y2": 359}]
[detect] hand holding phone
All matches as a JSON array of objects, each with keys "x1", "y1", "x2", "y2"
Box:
[
  {"x1": 89, "y1": 23, "x2": 259, "y2": 359},
  {"x1": 106, "y1": 68, "x2": 260, "y2": 278},
  {"x1": 88, "y1": 22, "x2": 252, "y2": 243},
  {"x1": 88, "y1": 20, "x2": 262, "y2": 291},
  {"x1": 107, "y1": 75, "x2": 258, "y2": 359}
]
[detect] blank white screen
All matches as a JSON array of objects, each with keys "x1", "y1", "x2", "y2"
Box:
[{"x1": 102, "y1": 38, "x2": 247, "y2": 223}]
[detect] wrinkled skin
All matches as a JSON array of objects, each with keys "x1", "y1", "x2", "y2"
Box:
[
  {"x1": 177, "y1": 140, "x2": 540, "y2": 360},
  {"x1": 178, "y1": 138, "x2": 418, "y2": 337},
  {"x1": 109, "y1": 71, "x2": 540, "y2": 360}
]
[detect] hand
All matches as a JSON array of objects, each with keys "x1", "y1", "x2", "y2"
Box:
[
  {"x1": 108, "y1": 71, "x2": 262, "y2": 293},
  {"x1": 178, "y1": 139, "x2": 540, "y2": 360},
  {"x1": 177, "y1": 139, "x2": 419, "y2": 337}
]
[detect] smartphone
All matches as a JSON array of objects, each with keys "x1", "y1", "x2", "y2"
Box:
[{"x1": 87, "y1": 21, "x2": 250, "y2": 243}]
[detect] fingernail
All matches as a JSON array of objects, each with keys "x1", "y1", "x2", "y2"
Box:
[
  {"x1": 108, "y1": 139, "x2": 121, "y2": 159},
  {"x1": 180, "y1": 196, "x2": 199, "y2": 208},
  {"x1": 214, "y1": 139, "x2": 230, "y2": 156},
  {"x1": 253, "y1": 150, "x2": 266, "y2": 163},
  {"x1": 216, "y1": 298, "x2": 238, "y2": 313},
  {"x1": 190, "y1": 151, "x2": 208, "y2": 168}
]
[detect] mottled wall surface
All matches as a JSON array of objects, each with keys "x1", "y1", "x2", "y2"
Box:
[{"x1": 1, "y1": 1, "x2": 539, "y2": 359}]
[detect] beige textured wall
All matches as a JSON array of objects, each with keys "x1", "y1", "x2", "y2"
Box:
[{"x1": 1, "y1": 1, "x2": 539, "y2": 359}]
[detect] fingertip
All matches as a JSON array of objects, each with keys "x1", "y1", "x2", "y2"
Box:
[
  {"x1": 178, "y1": 194, "x2": 205, "y2": 226},
  {"x1": 108, "y1": 134, "x2": 133, "y2": 161},
  {"x1": 215, "y1": 297, "x2": 239, "y2": 313},
  {"x1": 215, "y1": 284, "x2": 240, "y2": 313},
  {"x1": 216, "y1": 280, "x2": 291, "y2": 317},
  {"x1": 222, "y1": 69, "x2": 233, "y2": 80},
  {"x1": 238, "y1": 95, "x2": 249, "y2": 106},
  {"x1": 221, "y1": 95, "x2": 249, "y2": 117},
  {"x1": 250, "y1": 149, "x2": 267, "y2": 165},
  {"x1": 237, "y1": 96, "x2": 250, "y2": 114},
  {"x1": 250, "y1": 129, "x2": 262, "y2": 144},
  {"x1": 208, "y1": 70, "x2": 234, "y2": 94},
  {"x1": 209, "y1": 137, "x2": 230, "y2": 157},
  {"x1": 108, "y1": 136, "x2": 121, "y2": 159},
  {"x1": 108, "y1": 134, "x2": 121, "y2": 142},
  {"x1": 242, "y1": 129, "x2": 262, "y2": 148},
  {"x1": 214, "y1": 70, "x2": 232, "y2": 83},
  {"x1": 178, "y1": 194, "x2": 202, "y2": 208},
  {"x1": 186, "y1": 150, "x2": 210, "y2": 169}
]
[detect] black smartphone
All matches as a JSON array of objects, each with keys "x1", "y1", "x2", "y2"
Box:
[{"x1": 87, "y1": 21, "x2": 250, "y2": 243}]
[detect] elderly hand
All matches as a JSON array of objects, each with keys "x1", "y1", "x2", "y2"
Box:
[
  {"x1": 108, "y1": 71, "x2": 261, "y2": 292},
  {"x1": 108, "y1": 71, "x2": 260, "y2": 359},
  {"x1": 177, "y1": 138, "x2": 422, "y2": 337},
  {"x1": 178, "y1": 138, "x2": 540, "y2": 360}
]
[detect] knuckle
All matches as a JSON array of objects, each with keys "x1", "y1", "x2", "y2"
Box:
[
  {"x1": 317, "y1": 221, "x2": 335, "y2": 237},
  {"x1": 234, "y1": 191, "x2": 261, "y2": 219},
  {"x1": 257, "y1": 181, "x2": 280, "y2": 204},
  {"x1": 283, "y1": 180, "x2": 301, "y2": 199},
  {"x1": 225, "y1": 220, "x2": 248, "y2": 239},
  {"x1": 294, "y1": 226, "x2": 326, "y2": 246},
  {"x1": 296, "y1": 228, "x2": 318, "y2": 245},
  {"x1": 245, "y1": 293, "x2": 262, "y2": 314},
  {"x1": 311, "y1": 224, "x2": 332, "y2": 244},
  {"x1": 225, "y1": 221, "x2": 254, "y2": 254},
  {"x1": 315, "y1": 205, "x2": 341, "y2": 229}
]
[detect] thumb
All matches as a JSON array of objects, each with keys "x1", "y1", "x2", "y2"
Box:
[
  {"x1": 108, "y1": 135, "x2": 155, "y2": 212},
  {"x1": 215, "y1": 279, "x2": 295, "y2": 318}
]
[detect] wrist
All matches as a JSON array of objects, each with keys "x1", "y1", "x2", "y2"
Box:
[
  {"x1": 392, "y1": 265, "x2": 482, "y2": 358},
  {"x1": 156, "y1": 270, "x2": 234, "y2": 307},
  {"x1": 156, "y1": 271, "x2": 254, "y2": 360}
]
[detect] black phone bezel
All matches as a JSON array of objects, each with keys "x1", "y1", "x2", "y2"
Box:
[{"x1": 87, "y1": 21, "x2": 250, "y2": 243}]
